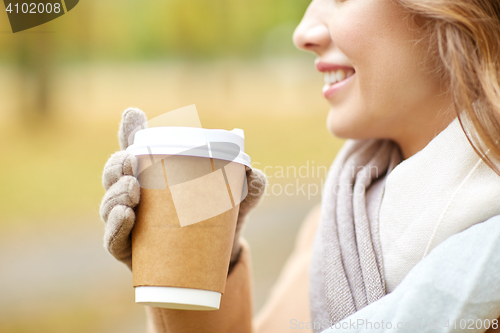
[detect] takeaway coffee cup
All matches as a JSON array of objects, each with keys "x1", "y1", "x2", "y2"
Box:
[{"x1": 126, "y1": 126, "x2": 250, "y2": 310}]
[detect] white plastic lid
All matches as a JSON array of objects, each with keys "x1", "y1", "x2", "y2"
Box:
[
  {"x1": 135, "y1": 286, "x2": 221, "y2": 311},
  {"x1": 126, "y1": 127, "x2": 251, "y2": 167}
]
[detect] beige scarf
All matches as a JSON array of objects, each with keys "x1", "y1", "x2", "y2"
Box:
[{"x1": 309, "y1": 139, "x2": 403, "y2": 332}]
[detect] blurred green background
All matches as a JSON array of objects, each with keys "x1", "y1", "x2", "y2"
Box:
[{"x1": 0, "y1": 1, "x2": 343, "y2": 332}]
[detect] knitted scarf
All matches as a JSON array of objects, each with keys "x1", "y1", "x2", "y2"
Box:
[{"x1": 309, "y1": 139, "x2": 403, "y2": 332}]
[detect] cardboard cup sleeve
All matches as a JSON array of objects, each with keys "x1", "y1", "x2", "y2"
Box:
[{"x1": 131, "y1": 154, "x2": 246, "y2": 310}]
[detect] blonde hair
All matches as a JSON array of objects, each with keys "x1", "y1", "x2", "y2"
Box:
[{"x1": 398, "y1": 0, "x2": 500, "y2": 175}]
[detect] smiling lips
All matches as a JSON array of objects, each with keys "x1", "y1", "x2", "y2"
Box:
[{"x1": 316, "y1": 62, "x2": 356, "y2": 99}]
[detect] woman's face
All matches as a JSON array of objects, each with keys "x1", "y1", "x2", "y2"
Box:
[{"x1": 293, "y1": 0, "x2": 455, "y2": 157}]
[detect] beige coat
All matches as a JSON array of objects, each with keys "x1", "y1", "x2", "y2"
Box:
[{"x1": 145, "y1": 204, "x2": 322, "y2": 333}]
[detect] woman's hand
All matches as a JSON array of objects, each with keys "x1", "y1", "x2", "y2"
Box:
[{"x1": 99, "y1": 107, "x2": 267, "y2": 271}]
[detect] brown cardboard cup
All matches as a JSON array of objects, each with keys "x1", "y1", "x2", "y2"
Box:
[{"x1": 127, "y1": 127, "x2": 249, "y2": 311}]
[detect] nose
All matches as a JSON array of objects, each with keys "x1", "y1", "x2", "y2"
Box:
[{"x1": 293, "y1": 16, "x2": 331, "y2": 55}]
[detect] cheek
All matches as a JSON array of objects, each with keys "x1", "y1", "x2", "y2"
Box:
[
  {"x1": 328, "y1": 11, "x2": 368, "y2": 66},
  {"x1": 328, "y1": 5, "x2": 395, "y2": 116},
  {"x1": 329, "y1": 1, "x2": 439, "y2": 119},
  {"x1": 327, "y1": 1, "x2": 395, "y2": 65}
]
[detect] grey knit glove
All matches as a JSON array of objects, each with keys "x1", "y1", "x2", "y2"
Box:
[{"x1": 100, "y1": 108, "x2": 267, "y2": 271}]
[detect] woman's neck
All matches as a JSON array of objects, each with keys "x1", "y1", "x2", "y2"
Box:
[{"x1": 395, "y1": 103, "x2": 457, "y2": 160}]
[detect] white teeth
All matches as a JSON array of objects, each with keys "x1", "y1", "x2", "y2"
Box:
[
  {"x1": 330, "y1": 72, "x2": 338, "y2": 84},
  {"x1": 324, "y1": 72, "x2": 337, "y2": 85},
  {"x1": 336, "y1": 69, "x2": 346, "y2": 82},
  {"x1": 323, "y1": 69, "x2": 354, "y2": 86}
]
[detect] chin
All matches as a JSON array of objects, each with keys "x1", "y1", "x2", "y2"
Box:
[
  {"x1": 326, "y1": 107, "x2": 360, "y2": 139},
  {"x1": 326, "y1": 105, "x2": 377, "y2": 140}
]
